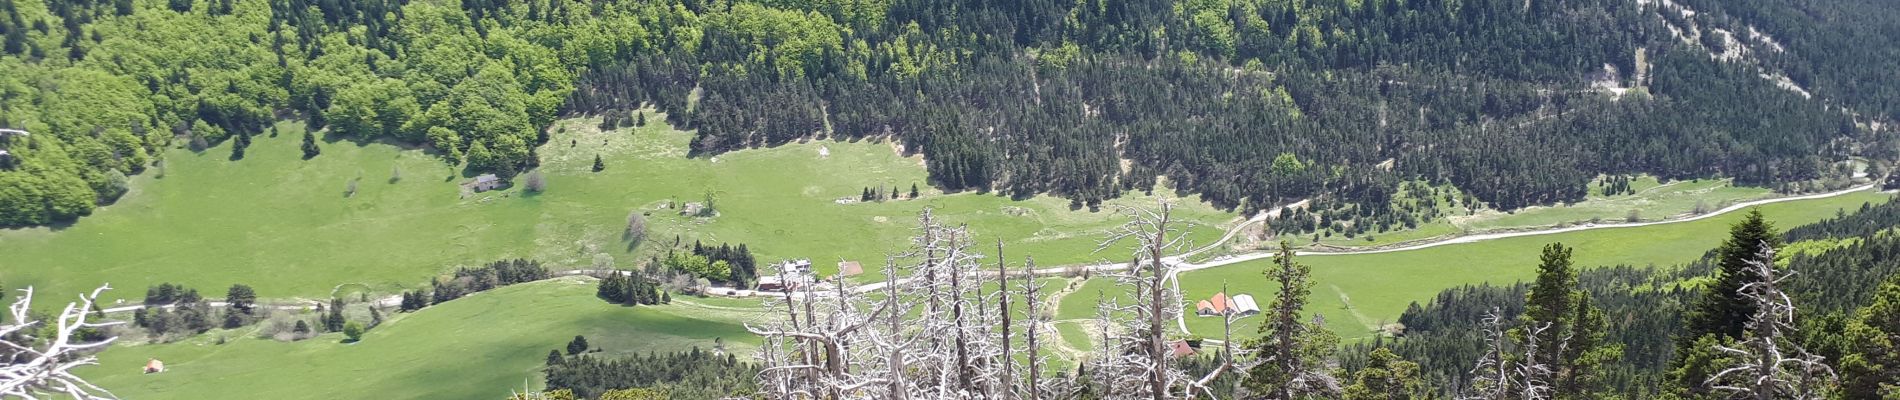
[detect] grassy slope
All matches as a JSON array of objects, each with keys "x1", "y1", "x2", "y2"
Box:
[
  {"x1": 1060, "y1": 190, "x2": 1890, "y2": 344},
  {"x1": 1272, "y1": 176, "x2": 1777, "y2": 250},
  {"x1": 0, "y1": 114, "x2": 1231, "y2": 304},
  {"x1": 1455, "y1": 176, "x2": 1770, "y2": 231},
  {"x1": 82, "y1": 278, "x2": 763, "y2": 400}
]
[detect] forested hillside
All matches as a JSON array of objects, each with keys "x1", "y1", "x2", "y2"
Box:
[{"x1": 2, "y1": 0, "x2": 1897, "y2": 227}]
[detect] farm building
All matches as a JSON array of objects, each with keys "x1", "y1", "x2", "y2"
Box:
[
  {"x1": 757, "y1": 259, "x2": 817, "y2": 291},
  {"x1": 1168, "y1": 340, "x2": 1196, "y2": 358},
  {"x1": 468, "y1": 174, "x2": 504, "y2": 192},
  {"x1": 144, "y1": 358, "x2": 165, "y2": 374},
  {"x1": 1195, "y1": 292, "x2": 1234, "y2": 316},
  {"x1": 1231, "y1": 294, "x2": 1260, "y2": 316},
  {"x1": 757, "y1": 276, "x2": 792, "y2": 292},
  {"x1": 778, "y1": 259, "x2": 814, "y2": 276}
]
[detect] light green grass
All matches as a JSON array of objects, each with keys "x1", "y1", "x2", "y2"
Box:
[
  {"x1": 81, "y1": 278, "x2": 764, "y2": 400},
  {"x1": 1454, "y1": 176, "x2": 1771, "y2": 231},
  {"x1": 0, "y1": 113, "x2": 1233, "y2": 305},
  {"x1": 1061, "y1": 190, "x2": 1891, "y2": 343}
]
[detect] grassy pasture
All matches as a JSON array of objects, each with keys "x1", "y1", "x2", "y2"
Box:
[
  {"x1": 0, "y1": 114, "x2": 1232, "y2": 305},
  {"x1": 81, "y1": 278, "x2": 764, "y2": 400},
  {"x1": 1454, "y1": 176, "x2": 1771, "y2": 231}
]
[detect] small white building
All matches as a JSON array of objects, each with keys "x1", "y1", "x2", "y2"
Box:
[
  {"x1": 1231, "y1": 294, "x2": 1261, "y2": 317},
  {"x1": 469, "y1": 174, "x2": 504, "y2": 192},
  {"x1": 780, "y1": 259, "x2": 814, "y2": 276},
  {"x1": 758, "y1": 259, "x2": 817, "y2": 291}
]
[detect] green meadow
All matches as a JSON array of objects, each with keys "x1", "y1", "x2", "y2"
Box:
[
  {"x1": 1453, "y1": 176, "x2": 1772, "y2": 231},
  {"x1": 80, "y1": 278, "x2": 763, "y2": 400},
  {"x1": 0, "y1": 113, "x2": 1231, "y2": 305}
]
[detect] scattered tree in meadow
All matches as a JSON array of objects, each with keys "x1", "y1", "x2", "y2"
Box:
[
  {"x1": 400, "y1": 291, "x2": 427, "y2": 312},
  {"x1": 226, "y1": 284, "x2": 257, "y2": 315},
  {"x1": 525, "y1": 171, "x2": 547, "y2": 193},
  {"x1": 324, "y1": 298, "x2": 346, "y2": 332},
  {"x1": 302, "y1": 131, "x2": 321, "y2": 159},
  {"x1": 230, "y1": 131, "x2": 251, "y2": 161},
  {"x1": 222, "y1": 309, "x2": 245, "y2": 330},
  {"x1": 593, "y1": 155, "x2": 605, "y2": 172},
  {"x1": 568, "y1": 335, "x2": 590, "y2": 356},
  {"x1": 625, "y1": 211, "x2": 647, "y2": 246},
  {"x1": 343, "y1": 321, "x2": 365, "y2": 343}
]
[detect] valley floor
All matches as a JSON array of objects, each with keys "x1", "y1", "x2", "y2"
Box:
[{"x1": 3, "y1": 114, "x2": 1887, "y2": 398}]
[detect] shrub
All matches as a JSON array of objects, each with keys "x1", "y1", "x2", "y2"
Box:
[{"x1": 342, "y1": 322, "x2": 364, "y2": 343}]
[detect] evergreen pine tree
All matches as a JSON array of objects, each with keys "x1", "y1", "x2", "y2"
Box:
[
  {"x1": 230, "y1": 131, "x2": 250, "y2": 160},
  {"x1": 1672, "y1": 209, "x2": 1780, "y2": 394},
  {"x1": 1841, "y1": 275, "x2": 1900, "y2": 398},
  {"x1": 567, "y1": 335, "x2": 590, "y2": 355},
  {"x1": 1246, "y1": 241, "x2": 1339, "y2": 398},
  {"x1": 1516, "y1": 243, "x2": 1619, "y2": 397},
  {"x1": 1672, "y1": 210, "x2": 1779, "y2": 392},
  {"x1": 1688, "y1": 209, "x2": 1782, "y2": 341},
  {"x1": 325, "y1": 298, "x2": 346, "y2": 332},
  {"x1": 592, "y1": 154, "x2": 605, "y2": 172},
  {"x1": 1342, "y1": 347, "x2": 1425, "y2": 400},
  {"x1": 301, "y1": 131, "x2": 320, "y2": 158}
]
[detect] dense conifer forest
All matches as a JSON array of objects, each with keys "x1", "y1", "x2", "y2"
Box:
[{"x1": 2, "y1": 0, "x2": 1896, "y2": 228}]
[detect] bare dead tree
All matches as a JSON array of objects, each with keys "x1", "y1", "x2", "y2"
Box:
[
  {"x1": 752, "y1": 208, "x2": 1018, "y2": 399},
  {"x1": 1463, "y1": 308, "x2": 1514, "y2": 400},
  {"x1": 749, "y1": 263, "x2": 892, "y2": 398},
  {"x1": 1705, "y1": 244, "x2": 1836, "y2": 400},
  {"x1": 998, "y1": 241, "x2": 1015, "y2": 400},
  {"x1": 1016, "y1": 256, "x2": 1066, "y2": 400},
  {"x1": 1515, "y1": 322, "x2": 1555, "y2": 400},
  {"x1": 0, "y1": 284, "x2": 123, "y2": 400},
  {"x1": 1095, "y1": 201, "x2": 1194, "y2": 399}
]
